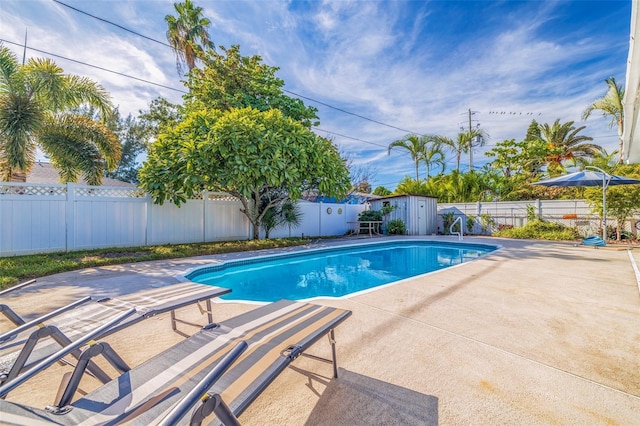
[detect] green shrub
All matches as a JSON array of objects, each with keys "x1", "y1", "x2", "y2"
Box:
[
  {"x1": 359, "y1": 210, "x2": 383, "y2": 221},
  {"x1": 493, "y1": 218, "x2": 579, "y2": 240},
  {"x1": 442, "y1": 212, "x2": 455, "y2": 234},
  {"x1": 479, "y1": 213, "x2": 496, "y2": 233},
  {"x1": 386, "y1": 219, "x2": 406, "y2": 235},
  {"x1": 466, "y1": 215, "x2": 476, "y2": 233}
]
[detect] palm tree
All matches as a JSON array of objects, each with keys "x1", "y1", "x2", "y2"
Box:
[
  {"x1": 431, "y1": 129, "x2": 483, "y2": 172},
  {"x1": 582, "y1": 77, "x2": 624, "y2": 163},
  {"x1": 423, "y1": 141, "x2": 445, "y2": 180},
  {"x1": 165, "y1": 0, "x2": 214, "y2": 77},
  {"x1": 567, "y1": 148, "x2": 618, "y2": 173},
  {"x1": 537, "y1": 119, "x2": 602, "y2": 175},
  {"x1": 388, "y1": 134, "x2": 427, "y2": 180},
  {"x1": 0, "y1": 46, "x2": 120, "y2": 184}
]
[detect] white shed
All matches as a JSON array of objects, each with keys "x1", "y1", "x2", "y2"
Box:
[{"x1": 368, "y1": 194, "x2": 438, "y2": 235}]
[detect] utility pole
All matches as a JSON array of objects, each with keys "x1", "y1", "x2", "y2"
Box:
[
  {"x1": 468, "y1": 108, "x2": 473, "y2": 170},
  {"x1": 461, "y1": 109, "x2": 480, "y2": 171},
  {"x1": 22, "y1": 29, "x2": 27, "y2": 65}
]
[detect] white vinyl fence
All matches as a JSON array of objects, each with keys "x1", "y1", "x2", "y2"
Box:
[
  {"x1": 438, "y1": 199, "x2": 640, "y2": 238},
  {"x1": 0, "y1": 182, "x2": 365, "y2": 257}
]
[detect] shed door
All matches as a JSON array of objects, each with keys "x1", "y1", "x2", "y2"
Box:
[{"x1": 418, "y1": 201, "x2": 426, "y2": 235}]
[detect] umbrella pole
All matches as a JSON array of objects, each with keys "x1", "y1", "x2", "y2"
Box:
[
  {"x1": 602, "y1": 181, "x2": 606, "y2": 241},
  {"x1": 586, "y1": 166, "x2": 610, "y2": 242}
]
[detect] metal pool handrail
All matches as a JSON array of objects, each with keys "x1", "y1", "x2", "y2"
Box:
[{"x1": 449, "y1": 216, "x2": 463, "y2": 241}]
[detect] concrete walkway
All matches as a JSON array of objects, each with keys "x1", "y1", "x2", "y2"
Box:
[{"x1": 1, "y1": 237, "x2": 640, "y2": 425}]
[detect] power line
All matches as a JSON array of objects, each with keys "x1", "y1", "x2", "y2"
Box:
[
  {"x1": 3, "y1": 38, "x2": 421, "y2": 161},
  {"x1": 284, "y1": 90, "x2": 421, "y2": 135},
  {"x1": 0, "y1": 39, "x2": 186, "y2": 93},
  {"x1": 51, "y1": 0, "x2": 426, "y2": 137},
  {"x1": 53, "y1": 0, "x2": 174, "y2": 50},
  {"x1": 315, "y1": 128, "x2": 388, "y2": 149}
]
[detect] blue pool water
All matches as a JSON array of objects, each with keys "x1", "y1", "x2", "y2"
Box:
[{"x1": 186, "y1": 241, "x2": 497, "y2": 302}]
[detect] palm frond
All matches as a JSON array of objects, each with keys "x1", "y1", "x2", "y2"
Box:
[
  {"x1": 37, "y1": 114, "x2": 121, "y2": 185},
  {"x1": 0, "y1": 44, "x2": 20, "y2": 91},
  {"x1": 0, "y1": 91, "x2": 42, "y2": 174}
]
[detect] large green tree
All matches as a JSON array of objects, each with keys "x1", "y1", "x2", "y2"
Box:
[
  {"x1": 485, "y1": 138, "x2": 558, "y2": 179},
  {"x1": 0, "y1": 46, "x2": 120, "y2": 184},
  {"x1": 582, "y1": 77, "x2": 625, "y2": 164},
  {"x1": 165, "y1": 0, "x2": 214, "y2": 76},
  {"x1": 138, "y1": 97, "x2": 183, "y2": 139},
  {"x1": 139, "y1": 107, "x2": 350, "y2": 239},
  {"x1": 104, "y1": 110, "x2": 151, "y2": 184},
  {"x1": 185, "y1": 45, "x2": 319, "y2": 127}
]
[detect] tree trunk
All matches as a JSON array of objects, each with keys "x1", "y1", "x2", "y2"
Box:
[{"x1": 618, "y1": 119, "x2": 624, "y2": 164}]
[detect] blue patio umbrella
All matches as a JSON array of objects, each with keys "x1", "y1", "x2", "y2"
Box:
[{"x1": 533, "y1": 168, "x2": 640, "y2": 241}]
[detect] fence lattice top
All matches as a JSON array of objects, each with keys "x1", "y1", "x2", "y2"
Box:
[
  {"x1": 0, "y1": 183, "x2": 66, "y2": 196},
  {"x1": 0, "y1": 182, "x2": 242, "y2": 201}
]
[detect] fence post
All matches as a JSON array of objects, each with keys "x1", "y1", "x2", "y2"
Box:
[
  {"x1": 202, "y1": 190, "x2": 208, "y2": 243},
  {"x1": 145, "y1": 194, "x2": 152, "y2": 246},
  {"x1": 537, "y1": 199, "x2": 542, "y2": 218},
  {"x1": 65, "y1": 183, "x2": 75, "y2": 252}
]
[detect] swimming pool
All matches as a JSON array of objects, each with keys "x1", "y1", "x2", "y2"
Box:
[{"x1": 185, "y1": 240, "x2": 498, "y2": 302}]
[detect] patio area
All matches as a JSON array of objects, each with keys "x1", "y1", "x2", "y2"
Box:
[{"x1": 2, "y1": 236, "x2": 640, "y2": 425}]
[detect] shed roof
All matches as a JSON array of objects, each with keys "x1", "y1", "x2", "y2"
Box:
[
  {"x1": 369, "y1": 194, "x2": 438, "y2": 201},
  {"x1": 25, "y1": 162, "x2": 135, "y2": 187}
]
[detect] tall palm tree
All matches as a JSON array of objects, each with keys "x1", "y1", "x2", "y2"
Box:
[
  {"x1": 0, "y1": 46, "x2": 120, "y2": 184},
  {"x1": 423, "y1": 141, "x2": 445, "y2": 180},
  {"x1": 431, "y1": 129, "x2": 483, "y2": 172},
  {"x1": 537, "y1": 119, "x2": 602, "y2": 175},
  {"x1": 165, "y1": 0, "x2": 214, "y2": 77},
  {"x1": 582, "y1": 77, "x2": 624, "y2": 164},
  {"x1": 388, "y1": 134, "x2": 427, "y2": 180}
]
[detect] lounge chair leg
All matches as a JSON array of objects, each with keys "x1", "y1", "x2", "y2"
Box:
[
  {"x1": 206, "y1": 299, "x2": 213, "y2": 323},
  {"x1": 290, "y1": 330, "x2": 340, "y2": 378},
  {"x1": 329, "y1": 329, "x2": 338, "y2": 378},
  {"x1": 196, "y1": 299, "x2": 214, "y2": 323},
  {"x1": 53, "y1": 341, "x2": 131, "y2": 408},
  {"x1": 171, "y1": 309, "x2": 177, "y2": 331},
  {"x1": 171, "y1": 299, "x2": 214, "y2": 332},
  {"x1": 0, "y1": 304, "x2": 26, "y2": 327},
  {"x1": 50, "y1": 327, "x2": 112, "y2": 384},
  {"x1": 3, "y1": 327, "x2": 58, "y2": 386},
  {"x1": 190, "y1": 394, "x2": 241, "y2": 426}
]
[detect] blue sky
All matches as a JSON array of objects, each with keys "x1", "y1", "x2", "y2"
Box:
[{"x1": 0, "y1": 0, "x2": 633, "y2": 190}]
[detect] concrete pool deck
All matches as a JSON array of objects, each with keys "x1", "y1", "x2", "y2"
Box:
[{"x1": 1, "y1": 236, "x2": 640, "y2": 425}]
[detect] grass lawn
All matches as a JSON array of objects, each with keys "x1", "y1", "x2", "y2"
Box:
[{"x1": 0, "y1": 238, "x2": 310, "y2": 289}]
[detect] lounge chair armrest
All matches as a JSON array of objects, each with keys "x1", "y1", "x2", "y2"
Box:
[
  {"x1": 158, "y1": 340, "x2": 248, "y2": 426},
  {"x1": 0, "y1": 279, "x2": 36, "y2": 298},
  {"x1": 0, "y1": 296, "x2": 94, "y2": 343}
]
